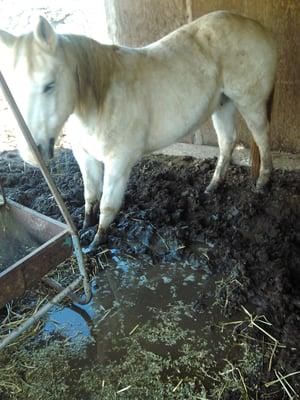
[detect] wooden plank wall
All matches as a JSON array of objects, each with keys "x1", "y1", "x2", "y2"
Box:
[{"x1": 105, "y1": 0, "x2": 187, "y2": 47}]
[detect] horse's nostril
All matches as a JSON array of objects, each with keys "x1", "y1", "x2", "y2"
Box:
[
  {"x1": 37, "y1": 144, "x2": 42, "y2": 154},
  {"x1": 49, "y1": 147, "x2": 54, "y2": 159},
  {"x1": 49, "y1": 138, "x2": 55, "y2": 159}
]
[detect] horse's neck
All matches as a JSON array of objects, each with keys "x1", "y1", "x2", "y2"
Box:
[{"x1": 62, "y1": 35, "x2": 119, "y2": 117}]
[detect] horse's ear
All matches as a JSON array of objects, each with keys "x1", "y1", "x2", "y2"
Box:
[
  {"x1": 34, "y1": 16, "x2": 57, "y2": 51},
  {"x1": 0, "y1": 30, "x2": 17, "y2": 48}
]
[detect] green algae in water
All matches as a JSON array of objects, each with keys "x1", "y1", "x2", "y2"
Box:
[{"x1": 0, "y1": 302, "x2": 266, "y2": 400}]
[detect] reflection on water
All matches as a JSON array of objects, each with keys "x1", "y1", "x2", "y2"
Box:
[{"x1": 44, "y1": 306, "x2": 92, "y2": 338}]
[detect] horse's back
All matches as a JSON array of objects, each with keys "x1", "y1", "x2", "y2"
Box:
[
  {"x1": 187, "y1": 11, "x2": 277, "y2": 102},
  {"x1": 146, "y1": 10, "x2": 277, "y2": 102},
  {"x1": 186, "y1": 10, "x2": 276, "y2": 58}
]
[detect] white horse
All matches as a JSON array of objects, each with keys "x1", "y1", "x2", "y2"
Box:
[{"x1": 0, "y1": 11, "x2": 277, "y2": 252}]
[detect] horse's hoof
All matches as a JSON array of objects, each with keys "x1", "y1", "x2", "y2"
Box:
[
  {"x1": 82, "y1": 242, "x2": 99, "y2": 255},
  {"x1": 255, "y1": 173, "x2": 271, "y2": 193},
  {"x1": 79, "y1": 226, "x2": 97, "y2": 246},
  {"x1": 204, "y1": 184, "x2": 217, "y2": 194},
  {"x1": 254, "y1": 185, "x2": 265, "y2": 194},
  {"x1": 82, "y1": 230, "x2": 108, "y2": 255},
  {"x1": 254, "y1": 181, "x2": 270, "y2": 194}
]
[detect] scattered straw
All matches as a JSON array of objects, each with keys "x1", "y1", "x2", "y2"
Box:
[
  {"x1": 265, "y1": 369, "x2": 300, "y2": 400},
  {"x1": 172, "y1": 379, "x2": 183, "y2": 392},
  {"x1": 0, "y1": 296, "x2": 47, "y2": 346},
  {"x1": 273, "y1": 370, "x2": 296, "y2": 399},
  {"x1": 241, "y1": 306, "x2": 279, "y2": 371},
  {"x1": 222, "y1": 359, "x2": 249, "y2": 400},
  {"x1": 129, "y1": 324, "x2": 139, "y2": 336},
  {"x1": 265, "y1": 370, "x2": 300, "y2": 388},
  {"x1": 117, "y1": 385, "x2": 131, "y2": 394}
]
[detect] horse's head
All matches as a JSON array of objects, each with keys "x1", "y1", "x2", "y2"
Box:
[{"x1": 0, "y1": 17, "x2": 76, "y2": 166}]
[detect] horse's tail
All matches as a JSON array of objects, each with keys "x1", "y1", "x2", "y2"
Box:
[
  {"x1": 250, "y1": 141, "x2": 260, "y2": 178},
  {"x1": 251, "y1": 87, "x2": 275, "y2": 178}
]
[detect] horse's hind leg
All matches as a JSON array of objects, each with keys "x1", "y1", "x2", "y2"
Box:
[
  {"x1": 238, "y1": 102, "x2": 272, "y2": 190},
  {"x1": 72, "y1": 142, "x2": 103, "y2": 228},
  {"x1": 205, "y1": 97, "x2": 237, "y2": 193}
]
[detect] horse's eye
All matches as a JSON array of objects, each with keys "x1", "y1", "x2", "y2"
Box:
[{"x1": 43, "y1": 81, "x2": 55, "y2": 94}]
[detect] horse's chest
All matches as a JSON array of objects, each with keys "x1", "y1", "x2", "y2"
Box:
[
  {"x1": 82, "y1": 135, "x2": 107, "y2": 161},
  {"x1": 68, "y1": 116, "x2": 108, "y2": 162}
]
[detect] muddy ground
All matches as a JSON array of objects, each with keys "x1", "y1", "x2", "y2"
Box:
[{"x1": 0, "y1": 148, "x2": 299, "y2": 399}]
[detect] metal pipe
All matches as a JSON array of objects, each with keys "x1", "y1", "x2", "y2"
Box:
[
  {"x1": 42, "y1": 276, "x2": 91, "y2": 305},
  {"x1": 0, "y1": 276, "x2": 83, "y2": 351},
  {"x1": 71, "y1": 234, "x2": 92, "y2": 302}
]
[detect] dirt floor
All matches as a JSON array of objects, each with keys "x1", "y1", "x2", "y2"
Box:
[{"x1": 0, "y1": 148, "x2": 299, "y2": 399}]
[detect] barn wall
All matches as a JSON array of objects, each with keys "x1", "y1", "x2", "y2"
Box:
[
  {"x1": 105, "y1": 0, "x2": 187, "y2": 47},
  {"x1": 104, "y1": 0, "x2": 300, "y2": 153}
]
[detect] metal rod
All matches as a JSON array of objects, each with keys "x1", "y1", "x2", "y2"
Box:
[
  {"x1": 40, "y1": 236, "x2": 91, "y2": 303},
  {"x1": 43, "y1": 276, "x2": 90, "y2": 305},
  {"x1": 71, "y1": 234, "x2": 92, "y2": 302},
  {"x1": 0, "y1": 276, "x2": 83, "y2": 351}
]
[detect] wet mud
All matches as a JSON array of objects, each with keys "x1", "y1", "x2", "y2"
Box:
[{"x1": 0, "y1": 148, "x2": 299, "y2": 399}]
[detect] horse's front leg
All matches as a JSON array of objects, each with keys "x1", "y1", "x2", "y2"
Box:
[
  {"x1": 83, "y1": 157, "x2": 135, "y2": 253},
  {"x1": 72, "y1": 142, "x2": 103, "y2": 228}
]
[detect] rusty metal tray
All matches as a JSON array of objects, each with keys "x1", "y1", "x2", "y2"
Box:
[{"x1": 0, "y1": 199, "x2": 72, "y2": 309}]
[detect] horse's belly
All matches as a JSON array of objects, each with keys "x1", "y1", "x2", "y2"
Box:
[{"x1": 145, "y1": 83, "x2": 219, "y2": 152}]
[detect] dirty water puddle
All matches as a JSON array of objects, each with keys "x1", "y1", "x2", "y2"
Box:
[{"x1": 41, "y1": 234, "x2": 248, "y2": 395}]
